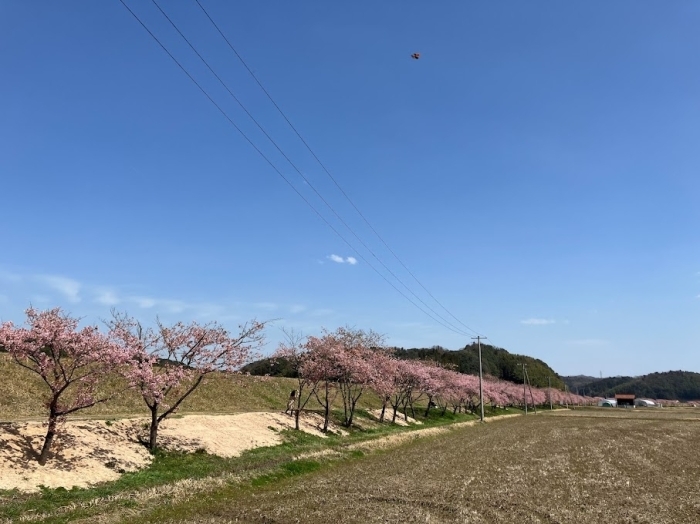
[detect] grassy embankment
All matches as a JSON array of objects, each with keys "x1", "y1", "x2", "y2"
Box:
[{"x1": 0, "y1": 353, "x2": 523, "y2": 523}]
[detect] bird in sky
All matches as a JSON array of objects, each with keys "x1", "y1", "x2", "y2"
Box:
[{"x1": 411, "y1": 52, "x2": 420, "y2": 60}]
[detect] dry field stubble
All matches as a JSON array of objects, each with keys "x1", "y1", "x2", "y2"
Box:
[{"x1": 152, "y1": 409, "x2": 700, "y2": 524}]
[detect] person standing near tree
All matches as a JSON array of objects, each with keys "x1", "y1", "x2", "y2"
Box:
[{"x1": 286, "y1": 390, "x2": 297, "y2": 415}]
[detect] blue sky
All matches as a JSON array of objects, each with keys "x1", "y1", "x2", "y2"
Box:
[{"x1": 1, "y1": 1, "x2": 698, "y2": 377}]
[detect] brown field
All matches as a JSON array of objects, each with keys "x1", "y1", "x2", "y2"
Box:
[{"x1": 142, "y1": 408, "x2": 700, "y2": 524}]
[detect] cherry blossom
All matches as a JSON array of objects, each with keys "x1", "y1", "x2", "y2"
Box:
[
  {"x1": 109, "y1": 312, "x2": 265, "y2": 451},
  {"x1": 0, "y1": 307, "x2": 130, "y2": 465}
]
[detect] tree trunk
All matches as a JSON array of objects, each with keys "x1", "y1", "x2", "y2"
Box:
[
  {"x1": 379, "y1": 400, "x2": 387, "y2": 423},
  {"x1": 294, "y1": 405, "x2": 301, "y2": 430},
  {"x1": 38, "y1": 415, "x2": 57, "y2": 466},
  {"x1": 341, "y1": 383, "x2": 350, "y2": 427},
  {"x1": 322, "y1": 383, "x2": 330, "y2": 433},
  {"x1": 424, "y1": 396, "x2": 432, "y2": 418},
  {"x1": 149, "y1": 407, "x2": 159, "y2": 451}
]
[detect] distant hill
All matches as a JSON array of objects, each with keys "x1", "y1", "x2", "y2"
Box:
[
  {"x1": 565, "y1": 371, "x2": 700, "y2": 401},
  {"x1": 562, "y1": 375, "x2": 602, "y2": 392},
  {"x1": 243, "y1": 343, "x2": 565, "y2": 390},
  {"x1": 394, "y1": 344, "x2": 565, "y2": 389}
]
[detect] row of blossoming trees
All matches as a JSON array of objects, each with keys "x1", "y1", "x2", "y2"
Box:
[
  {"x1": 275, "y1": 327, "x2": 594, "y2": 434},
  {"x1": 0, "y1": 307, "x2": 592, "y2": 466}
]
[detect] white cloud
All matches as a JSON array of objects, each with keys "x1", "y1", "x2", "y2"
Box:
[
  {"x1": 95, "y1": 289, "x2": 121, "y2": 306},
  {"x1": 131, "y1": 296, "x2": 156, "y2": 309},
  {"x1": 0, "y1": 268, "x2": 332, "y2": 328},
  {"x1": 327, "y1": 254, "x2": 358, "y2": 265},
  {"x1": 520, "y1": 318, "x2": 555, "y2": 325},
  {"x1": 36, "y1": 275, "x2": 81, "y2": 303}
]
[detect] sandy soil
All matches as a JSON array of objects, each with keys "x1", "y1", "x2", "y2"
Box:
[{"x1": 0, "y1": 411, "x2": 337, "y2": 493}]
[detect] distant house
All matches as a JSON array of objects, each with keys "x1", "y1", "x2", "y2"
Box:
[
  {"x1": 615, "y1": 394, "x2": 635, "y2": 407},
  {"x1": 634, "y1": 398, "x2": 656, "y2": 407},
  {"x1": 598, "y1": 398, "x2": 617, "y2": 407}
]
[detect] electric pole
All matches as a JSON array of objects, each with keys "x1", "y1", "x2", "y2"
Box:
[
  {"x1": 472, "y1": 336, "x2": 487, "y2": 422},
  {"x1": 548, "y1": 375, "x2": 553, "y2": 410},
  {"x1": 522, "y1": 363, "x2": 528, "y2": 415}
]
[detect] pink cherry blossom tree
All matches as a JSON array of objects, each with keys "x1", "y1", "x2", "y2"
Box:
[
  {"x1": 369, "y1": 351, "x2": 399, "y2": 422},
  {"x1": 386, "y1": 359, "x2": 430, "y2": 422},
  {"x1": 0, "y1": 307, "x2": 131, "y2": 465},
  {"x1": 332, "y1": 327, "x2": 387, "y2": 427},
  {"x1": 299, "y1": 333, "x2": 342, "y2": 433},
  {"x1": 109, "y1": 312, "x2": 265, "y2": 451}
]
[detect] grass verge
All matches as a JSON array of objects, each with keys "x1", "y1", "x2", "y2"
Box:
[{"x1": 0, "y1": 407, "x2": 522, "y2": 524}]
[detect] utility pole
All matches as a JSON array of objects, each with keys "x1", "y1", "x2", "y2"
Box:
[
  {"x1": 522, "y1": 363, "x2": 528, "y2": 415},
  {"x1": 548, "y1": 375, "x2": 553, "y2": 410},
  {"x1": 471, "y1": 336, "x2": 487, "y2": 422}
]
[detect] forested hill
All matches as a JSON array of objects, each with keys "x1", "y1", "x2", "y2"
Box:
[
  {"x1": 394, "y1": 344, "x2": 564, "y2": 389},
  {"x1": 564, "y1": 371, "x2": 700, "y2": 401},
  {"x1": 561, "y1": 375, "x2": 600, "y2": 391},
  {"x1": 243, "y1": 343, "x2": 565, "y2": 390}
]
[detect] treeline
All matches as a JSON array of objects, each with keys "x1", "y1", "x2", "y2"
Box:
[
  {"x1": 392, "y1": 344, "x2": 564, "y2": 389},
  {"x1": 244, "y1": 343, "x2": 565, "y2": 390},
  {"x1": 568, "y1": 371, "x2": 700, "y2": 401}
]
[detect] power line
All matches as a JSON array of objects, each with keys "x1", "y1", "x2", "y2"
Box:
[
  {"x1": 117, "y1": 0, "x2": 472, "y2": 337},
  {"x1": 193, "y1": 0, "x2": 482, "y2": 337},
  {"x1": 148, "y1": 0, "x2": 471, "y2": 337}
]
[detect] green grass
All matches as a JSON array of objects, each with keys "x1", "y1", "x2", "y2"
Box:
[
  {"x1": 0, "y1": 408, "x2": 485, "y2": 524},
  {"x1": 0, "y1": 353, "x2": 385, "y2": 420}
]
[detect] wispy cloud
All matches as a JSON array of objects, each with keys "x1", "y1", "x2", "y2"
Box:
[
  {"x1": 0, "y1": 268, "x2": 333, "y2": 326},
  {"x1": 327, "y1": 254, "x2": 358, "y2": 265},
  {"x1": 95, "y1": 289, "x2": 121, "y2": 306},
  {"x1": 132, "y1": 296, "x2": 156, "y2": 309},
  {"x1": 520, "y1": 318, "x2": 555, "y2": 325},
  {"x1": 36, "y1": 275, "x2": 81, "y2": 303}
]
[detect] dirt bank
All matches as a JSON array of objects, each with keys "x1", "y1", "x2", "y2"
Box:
[{"x1": 0, "y1": 411, "x2": 337, "y2": 493}]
